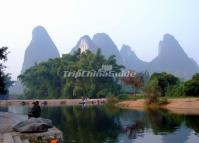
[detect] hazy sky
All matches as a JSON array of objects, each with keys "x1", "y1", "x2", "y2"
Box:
[{"x1": 0, "y1": 0, "x2": 199, "y2": 80}]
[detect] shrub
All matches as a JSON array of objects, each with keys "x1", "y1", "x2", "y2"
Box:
[
  {"x1": 118, "y1": 94, "x2": 132, "y2": 100},
  {"x1": 165, "y1": 82, "x2": 185, "y2": 97},
  {"x1": 106, "y1": 95, "x2": 119, "y2": 104},
  {"x1": 96, "y1": 89, "x2": 111, "y2": 98},
  {"x1": 150, "y1": 72, "x2": 180, "y2": 96},
  {"x1": 144, "y1": 79, "x2": 161, "y2": 105},
  {"x1": 157, "y1": 97, "x2": 168, "y2": 105},
  {"x1": 184, "y1": 74, "x2": 199, "y2": 96}
]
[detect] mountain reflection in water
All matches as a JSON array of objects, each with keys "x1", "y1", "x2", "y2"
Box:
[{"x1": 2, "y1": 105, "x2": 199, "y2": 143}]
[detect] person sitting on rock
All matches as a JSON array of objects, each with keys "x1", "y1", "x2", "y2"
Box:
[{"x1": 28, "y1": 101, "x2": 41, "y2": 119}]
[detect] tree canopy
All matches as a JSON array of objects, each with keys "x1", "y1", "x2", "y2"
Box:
[
  {"x1": 150, "y1": 72, "x2": 180, "y2": 96},
  {"x1": 19, "y1": 49, "x2": 124, "y2": 99},
  {"x1": 184, "y1": 73, "x2": 199, "y2": 96},
  {"x1": 0, "y1": 47, "x2": 11, "y2": 95}
]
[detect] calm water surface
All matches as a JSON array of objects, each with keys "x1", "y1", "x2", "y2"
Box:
[{"x1": 3, "y1": 105, "x2": 199, "y2": 143}]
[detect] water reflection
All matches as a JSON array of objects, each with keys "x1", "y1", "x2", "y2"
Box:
[
  {"x1": 2, "y1": 105, "x2": 199, "y2": 143},
  {"x1": 0, "y1": 107, "x2": 8, "y2": 112},
  {"x1": 41, "y1": 106, "x2": 121, "y2": 143},
  {"x1": 122, "y1": 121, "x2": 144, "y2": 139},
  {"x1": 8, "y1": 106, "x2": 28, "y2": 114},
  {"x1": 186, "y1": 115, "x2": 199, "y2": 134},
  {"x1": 146, "y1": 109, "x2": 183, "y2": 134},
  {"x1": 161, "y1": 125, "x2": 191, "y2": 143}
]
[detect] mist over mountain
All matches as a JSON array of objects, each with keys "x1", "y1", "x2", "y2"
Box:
[
  {"x1": 21, "y1": 26, "x2": 60, "y2": 73},
  {"x1": 92, "y1": 33, "x2": 123, "y2": 65},
  {"x1": 71, "y1": 33, "x2": 123, "y2": 65},
  {"x1": 71, "y1": 33, "x2": 198, "y2": 79},
  {"x1": 120, "y1": 45, "x2": 148, "y2": 72},
  {"x1": 71, "y1": 35, "x2": 98, "y2": 54},
  {"x1": 148, "y1": 34, "x2": 199, "y2": 79},
  {"x1": 17, "y1": 26, "x2": 198, "y2": 80},
  {"x1": 10, "y1": 26, "x2": 199, "y2": 95},
  {"x1": 10, "y1": 26, "x2": 60, "y2": 95}
]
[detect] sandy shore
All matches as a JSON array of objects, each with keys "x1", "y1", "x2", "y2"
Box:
[
  {"x1": 0, "y1": 99, "x2": 106, "y2": 107},
  {"x1": 116, "y1": 98, "x2": 199, "y2": 115}
]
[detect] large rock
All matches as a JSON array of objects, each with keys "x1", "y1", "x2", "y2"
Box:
[
  {"x1": 13, "y1": 118, "x2": 53, "y2": 133},
  {"x1": 0, "y1": 112, "x2": 27, "y2": 134},
  {"x1": 0, "y1": 113, "x2": 62, "y2": 142}
]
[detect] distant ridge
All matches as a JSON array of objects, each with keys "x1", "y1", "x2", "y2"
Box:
[
  {"x1": 72, "y1": 33, "x2": 199, "y2": 79},
  {"x1": 10, "y1": 26, "x2": 60, "y2": 95},
  {"x1": 71, "y1": 35, "x2": 98, "y2": 54},
  {"x1": 71, "y1": 33, "x2": 123, "y2": 65},
  {"x1": 10, "y1": 28, "x2": 199, "y2": 95},
  {"x1": 148, "y1": 34, "x2": 199, "y2": 79},
  {"x1": 21, "y1": 26, "x2": 60, "y2": 73},
  {"x1": 120, "y1": 45, "x2": 148, "y2": 72},
  {"x1": 92, "y1": 33, "x2": 123, "y2": 65}
]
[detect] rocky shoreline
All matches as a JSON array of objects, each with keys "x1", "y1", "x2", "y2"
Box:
[{"x1": 0, "y1": 112, "x2": 63, "y2": 143}]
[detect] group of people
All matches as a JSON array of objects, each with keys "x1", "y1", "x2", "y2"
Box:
[
  {"x1": 80, "y1": 96, "x2": 105, "y2": 105},
  {"x1": 28, "y1": 98, "x2": 105, "y2": 118},
  {"x1": 28, "y1": 101, "x2": 41, "y2": 119}
]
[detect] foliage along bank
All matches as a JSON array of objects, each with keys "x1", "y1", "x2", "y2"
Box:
[{"x1": 19, "y1": 49, "x2": 124, "y2": 99}]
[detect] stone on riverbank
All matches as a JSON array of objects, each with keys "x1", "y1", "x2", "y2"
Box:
[
  {"x1": 13, "y1": 118, "x2": 53, "y2": 133},
  {"x1": 0, "y1": 112, "x2": 27, "y2": 134},
  {"x1": 0, "y1": 112, "x2": 63, "y2": 143}
]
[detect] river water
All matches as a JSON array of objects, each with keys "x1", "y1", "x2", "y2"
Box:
[{"x1": 2, "y1": 105, "x2": 199, "y2": 143}]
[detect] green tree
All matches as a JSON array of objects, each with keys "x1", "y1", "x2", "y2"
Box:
[
  {"x1": 19, "y1": 48, "x2": 124, "y2": 99},
  {"x1": 165, "y1": 82, "x2": 185, "y2": 97},
  {"x1": 0, "y1": 47, "x2": 12, "y2": 95},
  {"x1": 147, "y1": 110, "x2": 184, "y2": 134},
  {"x1": 184, "y1": 73, "x2": 199, "y2": 96},
  {"x1": 150, "y1": 72, "x2": 179, "y2": 96},
  {"x1": 144, "y1": 79, "x2": 161, "y2": 104}
]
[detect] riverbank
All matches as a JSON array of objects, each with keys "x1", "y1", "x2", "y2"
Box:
[
  {"x1": 116, "y1": 98, "x2": 199, "y2": 115},
  {"x1": 0, "y1": 99, "x2": 106, "y2": 107},
  {"x1": 0, "y1": 112, "x2": 63, "y2": 143}
]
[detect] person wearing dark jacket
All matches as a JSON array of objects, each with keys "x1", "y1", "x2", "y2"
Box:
[{"x1": 28, "y1": 101, "x2": 41, "y2": 119}]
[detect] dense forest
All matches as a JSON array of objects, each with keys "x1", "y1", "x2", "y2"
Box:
[
  {"x1": 18, "y1": 48, "x2": 199, "y2": 99},
  {"x1": 19, "y1": 49, "x2": 124, "y2": 99},
  {"x1": 144, "y1": 72, "x2": 199, "y2": 104}
]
